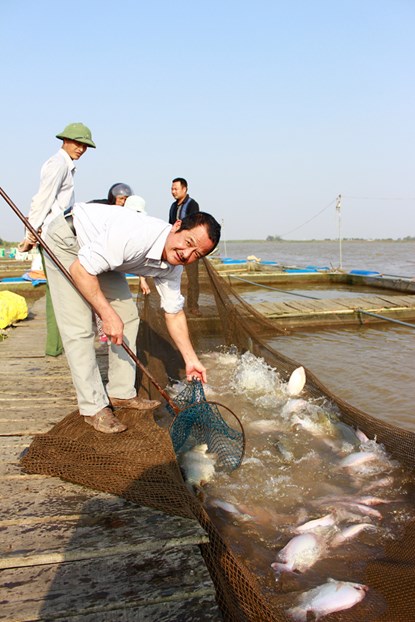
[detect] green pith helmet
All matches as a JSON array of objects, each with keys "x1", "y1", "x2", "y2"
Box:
[{"x1": 55, "y1": 122, "x2": 96, "y2": 148}]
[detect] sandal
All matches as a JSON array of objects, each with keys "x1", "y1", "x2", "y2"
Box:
[{"x1": 84, "y1": 407, "x2": 127, "y2": 433}]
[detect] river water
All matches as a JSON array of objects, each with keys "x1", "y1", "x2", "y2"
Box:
[
  {"x1": 213, "y1": 240, "x2": 415, "y2": 433},
  {"x1": 217, "y1": 239, "x2": 415, "y2": 278},
  {"x1": 175, "y1": 241, "x2": 415, "y2": 618}
]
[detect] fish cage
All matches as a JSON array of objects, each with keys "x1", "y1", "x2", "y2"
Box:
[{"x1": 21, "y1": 258, "x2": 415, "y2": 622}]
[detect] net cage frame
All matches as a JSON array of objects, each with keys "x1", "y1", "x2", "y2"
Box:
[{"x1": 202, "y1": 257, "x2": 415, "y2": 620}]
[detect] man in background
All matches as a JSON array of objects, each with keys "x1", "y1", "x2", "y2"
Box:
[
  {"x1": 168, "y1": 178, "x2": 201, "y2": 316},
  {"x1": 18, "y1": 122, "x2": 96, "y2": 356},
  {"x1": 89, "y1": 183, "x2": 133, "y2": 205}
]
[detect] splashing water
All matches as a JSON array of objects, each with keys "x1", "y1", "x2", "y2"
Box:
[{"x1": 182, "y1": 347, "x2": 415, "y2": 616}]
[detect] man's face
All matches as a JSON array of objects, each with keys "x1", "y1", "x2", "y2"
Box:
[
  {"x1": 62, "y1": 139, "x2": 88, "y2": 160},
  {"x1": 163, "y1": 222, "x2": 213, "y2": 265},
  {"x1": 115, "y1": 195, "x2": 128, "y2": 206},
  {"x1": 171, "y1": 181, "x2": 187, "y2": 203}
]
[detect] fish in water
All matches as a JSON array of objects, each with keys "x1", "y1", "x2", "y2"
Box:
[
  {"x1": 287, "y1": 366, "x2": 306, "y2": 397},
  {"x1": 295, "y1": 513, "x2": 335, "y2": 534},
  {"x1": 338, "y1": 451, "x2": 378, "y2": 469},
  {"x1": 179, "y1": 444, "x2": 217, "y2": 487},
  {"x1": 334, "y1": 501, "x2": 382, "y2": 520},
  {"x1": 331, "y1": 523, "x2": 377, "y2": 547},
  {"x1": 287, "y1": 577, "x2": 368, "y2": 621},
  {"x1": 271, "y1": 533, "x2": 323, "y2": 577},
  {"x1": 355, "y1": 428, "x2": 370, "y2": 444},
  {"x1": 248, "y1": 419, "x2": 282, "y2": 433}
]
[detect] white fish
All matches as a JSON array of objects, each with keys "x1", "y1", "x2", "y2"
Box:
[
  {"x1": 295, "y1": 513, "x2": 335, "y2": 534},
  {"x1": 353, "y1": 495, "x2": 395, "y2": 506},
  {"x1": 335, "y1": 501, "x2": 382, "y2": 520},
  {"x1": 287, "y1": 366, "x2": 306, "y2": 397},
  {"x1": 338, "y1": 451, "x2": 378, "y2": 468},
  {"x1": 248, "y1": 419, "x2": 281, "y2": 433},
  {"x1": 207, "y1": 498, "x2": 242, "y2": 515},
  {"x1": 205, "y1": 498, "x2": 253, "y2": 521},
  {"x1": 290, "y1": 413, "x2": 333, "y2": 438},
  {"x1": 271, "y1": 533, "x2": 323, "y2": 576},
  {"x1": 355, "y1": 428, "x2": 370, "y2": 444},
  {"x1": 275, "y1": 441, "x2": 295, "y2": 463},
  {"x1": 363, "y1": 476, "x2": 394, "y2": 492},
  {"x1": 179, "y1": 444, "x2": 217, "y2": 487},
  {"x1": 314, "y1": 494, "x2": 393, "y2": 508},
  {"x1": 281, "y1": 398, "x2": 309, "y2": 417},
  {"x1": 287, "y1": 577, "x2": 368, "y2": 621},
  {"x1": 331, "y1": 523, "x2": 377, "y2": 547}
]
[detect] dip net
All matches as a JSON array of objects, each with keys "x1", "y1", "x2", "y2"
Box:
[
  {"x1": 168, "y1": 379, "x2": 245, "y2": 472},
  {"x1": 21, "y1": 258, "x2": 415, "y2": 622}
]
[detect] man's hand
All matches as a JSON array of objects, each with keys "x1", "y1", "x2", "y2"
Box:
[
  {"x1": 185, "y1": 359, "x2": 207, "y2": 383},
  {"x1": 70, "y1": 259, "x2": 125, "y2": 345},
  {"x1": 100, "y1": 312, "x2": 124, "y2": 345},
  {"x1": 18, "y1": 238, "x2": 36, "y2": 252},
  {"x1": 139, "y1": 276, "x2": 151, "y2": 295}
]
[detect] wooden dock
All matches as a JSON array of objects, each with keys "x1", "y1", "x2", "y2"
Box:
[
  {"x1": 0, "y1": 297, "x2": 221, "y2": 621},
  {"x1": 253, "y1": 293, "x2": 415, "y2": 329}
]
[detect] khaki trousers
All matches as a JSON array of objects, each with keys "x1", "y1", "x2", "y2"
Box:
[{"x1": 44, "y1": 214, "x2": 139, "y2": 416}]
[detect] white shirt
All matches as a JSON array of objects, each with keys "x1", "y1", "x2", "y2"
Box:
[
  {"x1": 27, "y1": 149, "x2": 76, "y2": 237},
  {"x1": 73, "y1": 202, "x2": 185, "y2": 314}
]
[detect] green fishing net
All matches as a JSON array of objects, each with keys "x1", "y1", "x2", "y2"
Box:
[{"x1": 167, "y1": 379, "x2": 245, "y2": 471}]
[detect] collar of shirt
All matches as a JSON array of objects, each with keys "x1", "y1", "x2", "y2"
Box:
[
  {"x1": 59, "y1": 148, "x2": 76, "y2": 173},
  {"x1": 145, "y1": 224, "x2": 172, "y2": 268}
]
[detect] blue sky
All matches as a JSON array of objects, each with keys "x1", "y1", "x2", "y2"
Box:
[{"x1": 1, "y1": 0, "x2": 414, "y2": 241}]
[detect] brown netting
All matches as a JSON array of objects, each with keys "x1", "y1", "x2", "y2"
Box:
[{"x1": 21, "y1": 259, "x2": 415, "y2": 621}]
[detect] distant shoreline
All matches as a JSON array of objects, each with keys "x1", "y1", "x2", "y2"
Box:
[
  {"x1": 222, "y1": 238, "x2": 415, "y2": 244},
  {"x1": 1, "y1": 237, "x2": 414, "y2": 247}
]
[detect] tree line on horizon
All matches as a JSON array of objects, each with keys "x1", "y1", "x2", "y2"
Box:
[{"x1": 265, "y1": 235, "x2": 415, "y2": 242}]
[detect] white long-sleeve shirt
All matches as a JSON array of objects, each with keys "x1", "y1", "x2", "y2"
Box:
[
  {"x1": 26, "y1": 148, "x2": 76, "y2": 238},
  {"x1": 72, "y1": 202, "x2": 185, "y2": 314}
]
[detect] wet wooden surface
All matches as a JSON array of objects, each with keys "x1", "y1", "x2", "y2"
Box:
[{"x1": 0, "y1": 296, "x2": 221, "y2": 621}]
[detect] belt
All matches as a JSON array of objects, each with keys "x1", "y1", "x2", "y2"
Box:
[{"x1": 63, "y1": 208, "x2": 76, "y2": 235}]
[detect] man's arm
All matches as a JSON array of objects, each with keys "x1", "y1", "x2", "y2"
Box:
[
  {"x1": 28, "y1": 159, "x2": 66, "y2": 232},
  {"x1": 18, "y1": 159, "x2": 65, "y2": 251},
  {"x1": 164, "y1": 309, "x2": 207, "y2": 382},
  {"x1": 69, "y1": 259, "x2": 124, "y2": 344}
]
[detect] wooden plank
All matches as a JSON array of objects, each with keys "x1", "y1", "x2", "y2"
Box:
[
  {"x1": 0, "y1": 547, "x2": 219, "y2": 622},
  {"x1": 0, "y1": 435, "x2": 33, "y2": 476},
  {"x1": 331, "y1": 296, "x2": 373, "y2": 310},
  {"x1": 0, "y1": 505, "x2": 208, "y2": 568},
  {"x1": 0, "y1": 411, "x2": 77, "y2": 436},
  {"x1": 0, "y1": 436, "x2": 33, "y2": 459},
  {"x1": 0, "y1": 477, "x2": 144, "y2": 519},
  {"x1": 255, "y1": 294, "x2": 415, "y2": 320},
  {"x1": 0, "y1": 297, "x2": 221, "y2": 622}
]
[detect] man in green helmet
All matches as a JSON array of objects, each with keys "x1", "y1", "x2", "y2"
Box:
[{"x1": 18, "y1": 122, "x2": 96, "y2": 356}]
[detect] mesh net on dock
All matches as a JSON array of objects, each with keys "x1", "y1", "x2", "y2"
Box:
[{"x1": 21, "y1": 259, "x2": 415, "y2": 622}]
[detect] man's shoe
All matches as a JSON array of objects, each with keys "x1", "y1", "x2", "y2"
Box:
[
  {"x1": 84, "y1": 407, "x2": 127, "y2": 433},
  {"x1": 109, "y1": 396, "x2": 161, "y2": 410}
]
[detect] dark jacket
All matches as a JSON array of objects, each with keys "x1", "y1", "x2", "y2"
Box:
[{"x1": 168, "y1": 195, "x2": 199, "y2": 224}]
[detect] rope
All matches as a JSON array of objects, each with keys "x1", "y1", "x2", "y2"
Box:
[
  {"x1": 278, "y1": 197, "x2": 337, "y2": 238},
  {"x1": 357, "y1": 309, "x2": 415, "y2": 329},
  {"x1": 380, "y1": 273, "x2": 414, "y2": 280},
  {"x1": 228, "y1": 275, "x2": 320, "y2": 300}
]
